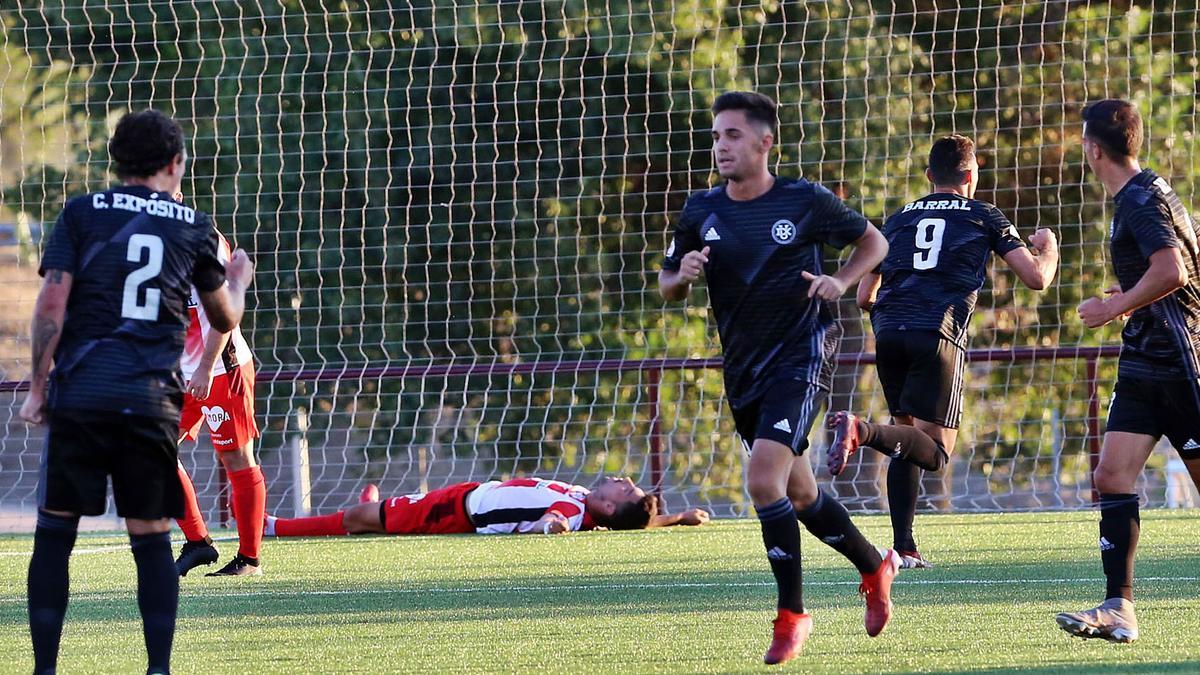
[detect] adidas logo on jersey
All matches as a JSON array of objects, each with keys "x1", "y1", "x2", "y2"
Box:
[
  {"x1": 704, "y1": 228, "x2": 722, "y2": 241},
  {"x1": 766, "y1": 546, "x2": 793, "y2": 561},
  {"x1": 1099, "y1": 536, "x2": 1115, "y2": 552},
  {"x1": 773, "y1": 418, "x2": 792, "y2": 433},
  {"x1": 1184, "y1": 439, "x2": 1200, "y2": 451}
]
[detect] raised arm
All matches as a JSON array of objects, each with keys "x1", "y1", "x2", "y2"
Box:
[
  {"x1": 19, "y1": 269, "x2": 73, "y2": 425},
  {"x1": 1001, "y1": 228, "x2": 1059, "y2": 291}
]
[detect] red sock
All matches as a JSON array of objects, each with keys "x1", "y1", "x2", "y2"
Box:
[
  {"x1": 228, "y1": 465, "x2": 267, "y2": 560},
  {"x1": 274, "y1": 512, "x2": 348, "y2": 537},
  {"x1": 176, "y1": 462, "x2": 209, "y2": 541}
]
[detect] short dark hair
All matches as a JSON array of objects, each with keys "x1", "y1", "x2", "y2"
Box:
[
  {"x1": 928, "y1": 134, "x2": 976, "y2": 186},
  {"x1": 597, "y1": 494, "x2": 659, "y2": 531},
  {"x1": 108, "y1": 109, "x2": 186, "y2": 179},
  {"x1": 712, "y1": 91, "x2": 777, "y2": 134},
  {"x1": 1082, "y1": 99, "x2": 1143, "y2": 160}
]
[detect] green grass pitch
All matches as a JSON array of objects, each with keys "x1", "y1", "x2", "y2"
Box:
[{"x1": 0, "y1": 511, "x2": 1197, "y2": 673}]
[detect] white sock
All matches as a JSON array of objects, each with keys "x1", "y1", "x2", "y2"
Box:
[{"x1": 263, "y1": 515, "x2": 277, "y2": 537}]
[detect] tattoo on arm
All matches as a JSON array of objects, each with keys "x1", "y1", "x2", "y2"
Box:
[
  {"x1": 30, "y1": 316, "x2": 60, "y2": 386},
  {"x1": 45, "y1": 269, "x2": 64, "y2": 284}
]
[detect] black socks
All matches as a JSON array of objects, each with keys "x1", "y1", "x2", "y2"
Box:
[
  {"x1": 756, "y1": 498, "x2": 804, "y2": 613},
  {"x1": 796, "y1": 490, "x2": 883, "y2": 574},
  {"x1": 28, "y1": 510, "x2": 79, "y2": 675},
  {"x1": 859, "y1": 421, "x2": 948, "y2": 472},
  {"x1": 887, "y1": 458, "x2": 921, "y2": 552},
  {"x1": 130, "y1": 532, "x2": 179, "y2": 674},
  {"x1": 1098, "y1": 493, "x2": 1140, "y2": 601}
]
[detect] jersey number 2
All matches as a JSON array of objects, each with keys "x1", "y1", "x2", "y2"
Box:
[
  {"x1": 122, "y1": 234, "x2": 164, "y2": 320},
  {"x1": 913, "y1": 218, "x2": 946, "y2": 270}
]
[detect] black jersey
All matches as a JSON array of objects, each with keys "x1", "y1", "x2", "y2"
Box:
[
  {"x1": 870, "y1": 194, "x2": 1025, "y2": 347},
  {"x1": 662, "y1": 176, "x2": 869, "y2": 406},
  {"x1": 1108, "y1": 169, "x2": 1200, "y2": 381},
  {"x1": 38, "y1": 185, "x2": 226, "y2": 420}
]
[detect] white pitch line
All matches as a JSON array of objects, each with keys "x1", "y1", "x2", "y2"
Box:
[
  {"x1": 0, "y1": 536, "x2": 242, "y2": 558},
  {"x1": 0, "y1": 576, "x2": 1195, "y2": 604}
]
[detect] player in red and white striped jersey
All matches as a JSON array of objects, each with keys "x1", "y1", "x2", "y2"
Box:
[
  {"x1": 264, "y1": 476, "x2": 710, "y2": 537},
  {"x1": 173, "y1": 221, "x2": 268, "y2": 577}
]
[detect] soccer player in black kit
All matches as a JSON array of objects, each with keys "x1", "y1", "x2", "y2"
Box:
[
  {"x1": 826, "y1": 135, "x2": 1059, "y2": 569},
  {"x1": 660, "y1": 92, "x2": 896, "y2": 665},
  {"x1": 1055, "y1": 100, "x2": 1200, "y2": 643},
  {"x1": 18, "y1": 110, "x2": 254, "y2": 674}
]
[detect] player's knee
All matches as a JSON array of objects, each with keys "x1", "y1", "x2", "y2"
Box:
[
  {"x1": 930, "y1": 442, "x2": 949, "y2": 472},
  {"x1": 1092, "y1": 463, "x2": 1135, "y2": 493},
  {"x1": 746, "y1": 474, "x2": 787, "y2": 506},
  {"x1": 789, "y1": 488, "x2": 818, "y2": 513},
  {"x1": 219, "y1": 445, "x2": 256, "y2": 472}
]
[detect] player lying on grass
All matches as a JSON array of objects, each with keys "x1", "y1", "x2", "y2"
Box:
[{"x1": 264, "y1": 476, "x2": 710, "y2": 536}]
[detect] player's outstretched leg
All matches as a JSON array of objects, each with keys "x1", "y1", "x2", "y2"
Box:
[
  {"x1": 794, "y1": 489, "x2": 899, "y2": 637},
  {"x1": 174, "y1": 461, "x2": 219, "y2": 576},
  {"x1": 787, "y1": 453, "x2": 899, "y2": 637},
  {"x1": 826, "y1": 411, "x2": 947, "y2": 476}
]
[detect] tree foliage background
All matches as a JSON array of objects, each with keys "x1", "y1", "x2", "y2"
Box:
[{"x1": 1, "y1": 0, "x2": 1196, "y2": 513}]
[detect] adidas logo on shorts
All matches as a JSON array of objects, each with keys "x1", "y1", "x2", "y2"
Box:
[
  {"x1": 1099, "y1": 536, "x2": 1115, "y2": 552},
  {"x1": 773, "y1": 418, "x2": 792, "y2": 433}
]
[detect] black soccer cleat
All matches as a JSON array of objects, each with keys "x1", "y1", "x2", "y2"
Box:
[
  {"x1": 176, "y1": 539, "x2": 220, "y2": 577},
  {"x1": 205, "y1": 553, "x2": 262, "y2": 577}
]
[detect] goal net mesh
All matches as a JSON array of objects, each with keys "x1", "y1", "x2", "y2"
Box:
[{"x1": 1, "y1": 1, "x2": 1197, "y2": 529}]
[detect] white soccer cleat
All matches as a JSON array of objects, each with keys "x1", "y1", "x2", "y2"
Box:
[
  {"x1": 1055, "y1": 598, "x2": 1139, "y2": 643},
  {"x1": 897, "y1": 550, "x2": 934, "y2": 570}
]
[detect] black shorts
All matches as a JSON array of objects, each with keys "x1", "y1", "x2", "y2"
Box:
[
  {"x1": 874, "y1": 330, "x2": 965, "y2": 429},
  {"x1": 1105, "y1": 377, "x2": 1200, "y2": 460},
  {"x1": 730, "y1": 377, "x2": 826, "y2": 456},
  {"x1": 39, "y1": 409, "x2": 184, "y2": 519}
]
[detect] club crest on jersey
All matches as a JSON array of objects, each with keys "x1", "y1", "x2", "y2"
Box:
[
  {"x1": 771, "y1": 219, "x2": 797, "y2": 245},
  {"x1": 201, "y1": 405, "x2": 230, "y2": 432}
]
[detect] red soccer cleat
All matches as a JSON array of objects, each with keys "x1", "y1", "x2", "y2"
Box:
[
  {"x1": 825, "y1": 411, "x2": 862, "y2": 477},
  {"x1": 860, "y1": 548, "x2": 901, "y2": 637},
  {"x1": 763, "y1": 608, "x2": 813, "y2": 665},
  {"x1": 360, "y1": 483, "x2": 380, "y2": 504}
]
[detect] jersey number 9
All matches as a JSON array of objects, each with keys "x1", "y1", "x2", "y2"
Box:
[
  {"x1": 122, "y1": 233, "x2": 164, "y2": 320},
  {"x1": 913, "y1": 217, "x2": 946, "y2": 270}
]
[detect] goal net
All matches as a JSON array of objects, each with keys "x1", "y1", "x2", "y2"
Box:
[{"x1": 1, "y1": 1, "x2": 1197, "y2": 530}]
